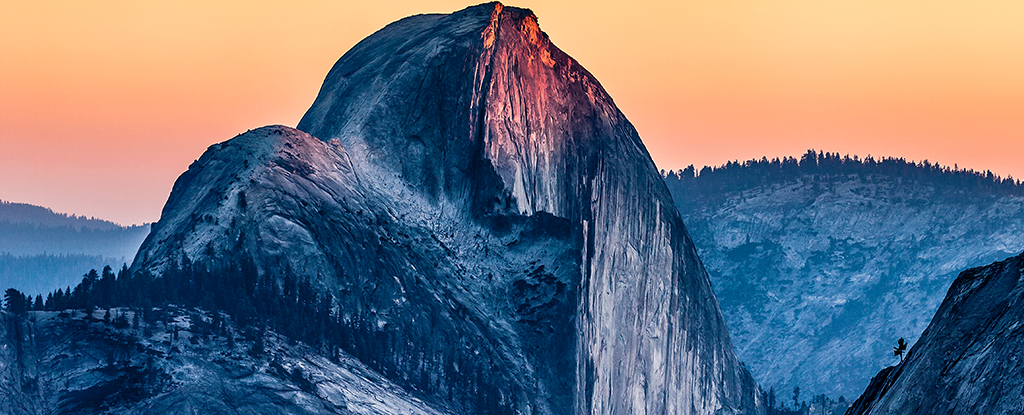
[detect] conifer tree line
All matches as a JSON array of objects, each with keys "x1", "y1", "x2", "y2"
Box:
[
  {"x1": 2, "y1": 257, "x2": 350, "y2": 389},
  {"x1": 2, "y1": 258, "x2": 340, "y2": 351},
  {"x1": 663, "y1": 149, "x2": 1024, "y2": 206},
  {"x1": 2, "y1": 254, "x2": 513, "y2": 414},
  {"x1": 4, "y1": 265, "x2": 131, "y2": 314},
  {"x1": 759, "y1": 385, "x2": 848, "y2": 415}
]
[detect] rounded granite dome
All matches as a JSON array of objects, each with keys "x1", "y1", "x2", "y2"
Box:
[{"x1": 134, "y1": 3, "x2": 764, "y2": 415}]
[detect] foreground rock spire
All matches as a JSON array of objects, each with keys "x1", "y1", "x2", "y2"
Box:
[{"x1": 133, "y1": 3, "x2": 762, "y2": 414}]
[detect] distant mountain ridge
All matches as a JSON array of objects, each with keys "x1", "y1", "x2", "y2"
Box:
[
  {"x1": 0, "y1": 200, "x2": 150, "y2": 259},
  {"x1": 0, "y1": 200, "x2": 128, "y2": 230},
  {"x1": 666, "y1": 150, "x2": 1023, "y2": 206},
  {"x1": 664, "y1": 150, "x2": 1024, "y2": 401},
  {"x1": 0, "y1": 200, "x2": 150, "y2": 295}
]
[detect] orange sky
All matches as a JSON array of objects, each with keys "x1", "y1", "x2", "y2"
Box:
[{"x1": 2, "y1": 0, "x2": 1022, "y2": 225}]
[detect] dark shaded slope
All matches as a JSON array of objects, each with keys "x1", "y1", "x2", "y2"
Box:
[{"x1": 847, "y1": 252, "x2": 1024, "y2": 414}]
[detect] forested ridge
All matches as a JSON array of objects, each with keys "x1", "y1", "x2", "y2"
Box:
[
  {"x1": 3, "y1": 259, "x2": 335, "y2": 353},
  {"x1": 664, "y1": 150, "x2": 1023, "y2": 207},
  {"x1": 0, "y1": 200, "x2": 126, "y2": 230},
  {"x1": 1, "y1": 254, "x2": 506, "y2": 409},
  {"x1": 0, "y1": 253, "x2": 129, "y2": 296},
  {"x1": 0, "y1": 222, "x2": 149, "y2": 257},
  {"x1": 0, "y1": 200, "x2": 150, "y2": 294},
  {"x1": 661, "y1": 150, "x2": 1024, "y2": 412}
]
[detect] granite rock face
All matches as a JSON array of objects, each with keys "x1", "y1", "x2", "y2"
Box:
[
  {"x1": 847, "y1": 252, "x2": 1024, "y2": 415},
  {"x1": 130, "y1": 3, "x2": 762, "y2": 414},
  {"x1": 0, "y1": 309, "x2": 443, "y2": 415},
  {"x1": 134, "y1": 125, "x2": 583, "y2": 414},
  {"x1": 667, "y1": 172, "x2": 1024, "y2": 399}
]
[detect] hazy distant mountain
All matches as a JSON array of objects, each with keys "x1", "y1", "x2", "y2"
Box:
[
  {"x1": 0, "y1": 254, "x2": 123, "y2": 296},
  {"x1": 847, "y1": 252, "x2": 1024, "y2": 414},
  {"x1": 0, "y1": 200, "x2": 124, "y2": 230},
  {"x1": 0, "y1": 200, "x2": 150, "y2": 294},
  {"x1": 0, "y1": 222, "x2": 149, "y2": 258},
  {"x1": 664, "y1": 151, "x2": 1024, "y2": 401}
]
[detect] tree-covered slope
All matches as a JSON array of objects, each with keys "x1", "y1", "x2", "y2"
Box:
[
  {"x1": 664, "y1": 151, "x2": 1024, "y2": 400},
  {"x1": 0, "y1": 307, "x2": 444, "y2": 415},
  {"x1": 0, "y1": 201, "x2": 150, "y2": 294}
]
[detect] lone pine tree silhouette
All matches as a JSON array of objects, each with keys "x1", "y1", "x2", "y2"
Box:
[{"x1": 893, "y1": 337, "x2": 908, "y2": 363}]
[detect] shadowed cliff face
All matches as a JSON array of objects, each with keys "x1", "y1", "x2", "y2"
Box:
[
  {"x1": 131, "y1": 3, "x2": 762, "y2": 414},
  {"x1": 848, "y1": 252, "x2": 1024, "y2": 415}
]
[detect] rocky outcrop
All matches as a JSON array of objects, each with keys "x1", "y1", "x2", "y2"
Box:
[
  {"x1": 846, "y1": 251, "x2": 1024, "y2": 414},
  {"x1": 131, "y1": 3, "x2": 761, "y2": 414},
  {"x1": 0, "y1": 309, "x2": 443, "y2": 415}
]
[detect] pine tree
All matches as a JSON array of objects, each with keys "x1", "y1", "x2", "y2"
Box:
[
  {"x1": 4, "y1": 288, "x2": 26, "y2": 314},
  {"x1": 250, "y1": 328, "x2": 266, "y2": 356},
  {"x1": 894, "y1": 337, "x2": 908, "y2": 362},
  {"x1": 212, "y1": 310, "x2": 223, "y2": 335},
  {"x1": 113, "y1": 312, "x2": 130, "y2": 329}
]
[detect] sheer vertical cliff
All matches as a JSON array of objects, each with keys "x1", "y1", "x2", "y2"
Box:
[
  {"x1": 296, "y1": 3, "x2": 760, "y2": 414},
  {"x1": 128, "y1": 3, "x2": 762, "y2": 414}
]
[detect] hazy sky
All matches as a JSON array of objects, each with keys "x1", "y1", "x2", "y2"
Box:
[{"x1": 2, "y1": 0, "x2": 1022, "y2": 225}]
